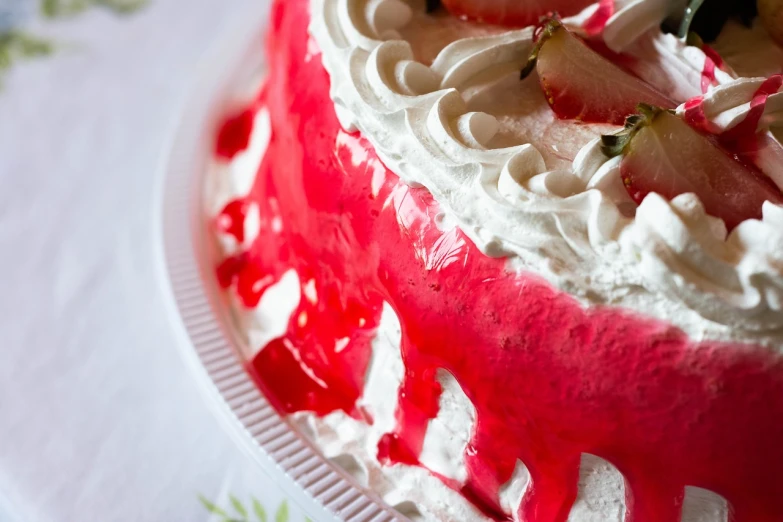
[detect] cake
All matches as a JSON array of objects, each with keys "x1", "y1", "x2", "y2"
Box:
[{"x1": 207, "y1": 0, "x2": 783, "y2": 520}]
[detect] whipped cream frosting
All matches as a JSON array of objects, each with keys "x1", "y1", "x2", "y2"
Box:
[{"x1": 310, "y1": 0, "x2": 783, "y2": 345}]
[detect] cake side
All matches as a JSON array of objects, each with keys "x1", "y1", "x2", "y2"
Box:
[{"x1": 208, "y1": 0, "x2": 783, "y2": 520}]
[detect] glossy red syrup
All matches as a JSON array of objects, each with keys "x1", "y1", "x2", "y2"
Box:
[
  {"x1": 701, "y1": 56, "x2": 717, "y2": 93},
  {"x1": 216, "y1": 199, "x2": 250, "y2": 243},
  {"x1": 699, "y1": 44, "x2": 727, "y2": 94},
  {"x1": 215, "y1": 1, "x2": 783, "y2": 520},
  {"x1": 215, "y1": 107, "x2": 256, "y2": 160},
  {"x1": 682, "y1": 95, "x2": 708, "y2": 129}
]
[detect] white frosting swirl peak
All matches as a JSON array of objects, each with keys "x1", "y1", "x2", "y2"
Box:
[
  {"x1": 624, "y1": 194, "x2": 783, "y2": 331},
  {"x1": 602, "y1": 0, "x2": 681, "y2": 52},
  {"x1": 366, "y1": 0, "x2": 412, "y2": 40}
]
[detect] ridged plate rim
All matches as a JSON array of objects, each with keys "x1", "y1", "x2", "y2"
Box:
[{"x1": 153, "y1": 7, "x2": 403, "y2": 521}]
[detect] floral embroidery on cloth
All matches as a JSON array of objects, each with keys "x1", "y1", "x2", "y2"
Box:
[{"x1": 0, "y1": 0, "x2": 146, "y2": 85}]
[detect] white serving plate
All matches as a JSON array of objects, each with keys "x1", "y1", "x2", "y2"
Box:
[{"x1": 154, "y1": 7, "x2": 404, "y2": 521}]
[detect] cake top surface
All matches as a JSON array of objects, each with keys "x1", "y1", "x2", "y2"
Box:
[{"x1": 310, "y1": 0, "x2": 783, "y2": 346}]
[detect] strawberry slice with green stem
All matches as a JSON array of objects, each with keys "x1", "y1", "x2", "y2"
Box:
[
  {"x1": 602, "y1": 104, "x2": 783, "y2": 231},
  {"x1": 521, "y1": 18, "x2": 676, "y2": 125},
  {"x1": 439, "y1": 0, "x2": 596, "y2": 27}
]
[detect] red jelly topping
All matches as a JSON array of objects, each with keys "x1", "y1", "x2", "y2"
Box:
[
  {"x1": 216, "y1": 198, "x2": 250, "y2": 243},
  {"x1": 699, "y1": 44, "x2": 727, "y2": 94},
  {"x1": 701, "y1": 56, "x2": 717, "y2": 93},
  {"x1": 217, "y1": 1, "x2": 783, "y2": 520},
  {"x1": 235, "y1": 260, "x2": 275, "y2": 308},
  {"x1": 215, "y1": 108, "x2": 256, "y2": 160},
  {"x1": 682, "y1": 95, "x2": 708, "y2": 129},
  {"x1": 216, "y1": 252, "x2": 248, "y2": 289}
]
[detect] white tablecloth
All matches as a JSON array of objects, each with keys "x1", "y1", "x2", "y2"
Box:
[{"x1": 0, "y1": 2, "x2": 306, "y2": 520}]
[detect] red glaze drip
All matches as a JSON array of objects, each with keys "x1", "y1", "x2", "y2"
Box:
[
  {"x1": 682, "y1": 95, "x2": 708, "y2": 130},
  {"x1": 218, "y1": 1, "x2": 783, "y2": 520},
  {"x1": 215, "y1": 108, "x2": 256, "y2": 160},
  {"x1": 721, "y1": 74, "x2": 783, "y2": 147},
  {"x1": 701, "y1": 56, "x2": 716, "y2": 93},
  {"x1": 216, "y1": 252, "x2": 248, "y2": 289},
  {"x1": 699, "y1": 45, "x2": 729, "y2": 94},
  {"x1": 702, "y1": 44, "x2": 725, "y2": 70},
  {"x1": 216, "y1": 250, "x2": 278, "y2": 307},
  {"x1": 216, "y1": 198, "x2": 250, "y2": 243},
  {"x1": 583, "y1": 0, "x2": 614, "y2": 36},
  {"x1": 235, "y1": 261, "x2": 276, "y2": 308}
]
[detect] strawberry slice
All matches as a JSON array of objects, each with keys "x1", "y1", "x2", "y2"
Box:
[
  {"x1": 602, "y1": 105, "x2": 783, "y2": 231},
  {"x1": 440, "y1": 0, "x2": 595, "y2": 27},
  {"x1": 521, "y1": 19, "x2": 676, "y2": 125}
]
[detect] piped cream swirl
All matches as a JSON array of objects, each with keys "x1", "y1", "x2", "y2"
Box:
[{"x1": 624, "y1": 194, "x2": 783, "y2": 331}]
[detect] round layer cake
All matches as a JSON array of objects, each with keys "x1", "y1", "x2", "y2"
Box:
[{"x1": 207, "y1": 0, "x2": 783, "y2": 520}]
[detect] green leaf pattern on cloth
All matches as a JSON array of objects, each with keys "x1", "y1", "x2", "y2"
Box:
[
  {"x1": 231, "y1": 495, "x2": 249, "y2": 519},
  {"x1": 275, "y1": 501, "x2": 289, "y2": 522},
  {"x1": 200, "y1": 495, "x2": 310, "y2": 522},
  {"x1": 252, "y1": 497, "x2": 267, "y2": 522},
  {"x1": 40, "y1": 0, "x2": 148, "y2": 18},
  {"x1": 0, "y1": 30, "x2": 54, "y2": 81},
  {"x1": 199, "y1": 495, "x2": 231, "y2": 519},
  {"x1": 0, "y1": 0, "x2": 146, "y2": 85},
  {"x1": 2, "y1": 2, "x2": 322, "y2": 519}
]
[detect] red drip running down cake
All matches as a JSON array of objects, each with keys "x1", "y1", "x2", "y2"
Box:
[{"x1": 207, "y1": 0, "x2": 783, "y2": 520}]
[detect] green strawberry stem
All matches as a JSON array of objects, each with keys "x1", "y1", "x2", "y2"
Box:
[
  {"x1": 601, "y1": 104, "x2": 668, "y2": 157},
  {"x1": 520, "y1": 17, "x2": 562, "y2": 80}
]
